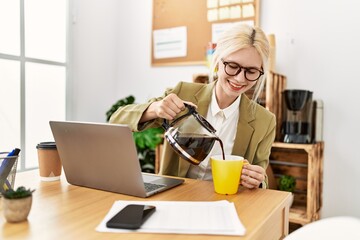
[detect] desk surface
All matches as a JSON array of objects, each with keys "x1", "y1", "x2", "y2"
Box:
[{"x1": 0, "y1": 170, "x2": 292, "y2": 240}]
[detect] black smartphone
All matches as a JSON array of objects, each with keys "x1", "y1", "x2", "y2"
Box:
[{"x1": 106, "y1": 204, "x2": 156, "y2": 229}]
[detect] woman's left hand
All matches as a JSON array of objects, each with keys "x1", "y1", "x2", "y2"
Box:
[{"x1": 240, "y1": 160, "x2": 265, "y2": 189}]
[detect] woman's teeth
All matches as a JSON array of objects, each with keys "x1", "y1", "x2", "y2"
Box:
[{"x1": 228, "y1": 81, "x2": 242, "y2": 90}]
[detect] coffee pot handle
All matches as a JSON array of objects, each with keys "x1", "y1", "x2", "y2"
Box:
[
  {"x1": 162, "y1": 119, "x2": 170, "y2": 130},
  {"x1": 161, "y1": 103, "x2": 195, "y2": 130}
]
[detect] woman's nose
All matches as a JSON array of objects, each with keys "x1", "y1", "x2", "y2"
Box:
[{"x1": 233, "y1": 70, "x2": 247, "y2": 83}]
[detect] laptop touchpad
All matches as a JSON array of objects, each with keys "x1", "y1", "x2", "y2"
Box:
[{"x1": 142, "y1": 174, "x2": 162, "y2": 183}]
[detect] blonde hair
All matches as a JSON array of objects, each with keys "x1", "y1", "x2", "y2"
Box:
[{"x1": 209, "y1": 24, "x2": 269, "y2": 105}]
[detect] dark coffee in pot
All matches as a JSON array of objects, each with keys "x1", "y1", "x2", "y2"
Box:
[
  {"x1": 166, "y1": 133, "x2": 225, "y2": 165},
  {"x1": 162, "y1": 103, "x2": 226, "y2": 165}
]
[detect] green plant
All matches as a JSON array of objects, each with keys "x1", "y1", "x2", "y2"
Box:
[
  {"x1": 106, "y1": 95, "x2": 164, "y2": 173},
  {"x1": 2, "y1": 186, "x2": 35, "y2": 199},
  {"x1": 133, "y1": 128, "x2": 164, "y2": 173},
  {"x1": 278, "y1": 175, "x2": 296, "y2": 192}
]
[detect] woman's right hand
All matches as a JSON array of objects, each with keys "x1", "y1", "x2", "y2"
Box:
[
  {"x1": 140, "y1": 93, "x2": 196, "y2": 122},
  {"x1": 153, "y1": 93, "x2": 197, "y2": 120}
]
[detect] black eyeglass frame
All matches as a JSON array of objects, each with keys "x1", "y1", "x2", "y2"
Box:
[{"x1": 221, "y1": 59, "x2": 264, "y2": 82}]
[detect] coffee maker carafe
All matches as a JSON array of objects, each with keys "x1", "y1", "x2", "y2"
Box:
[
  {"x1": 281, "y1": 90, "x2": 314, "y2": 143},
  {"x1": 162, "y1": 103, "x2": 221, "y2": 165}
]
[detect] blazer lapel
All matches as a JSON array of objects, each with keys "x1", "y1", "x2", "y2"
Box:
[
  {"x1": 232, "y1": 94, "x2": 255, "y2": 157},
  {"x1": 193, "y1": 81, "x2": 216, "y2": 116}
]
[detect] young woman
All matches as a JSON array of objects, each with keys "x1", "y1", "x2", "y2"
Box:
[{"x1": 110, "y1": 24, "x2": 275, "y2": 189}]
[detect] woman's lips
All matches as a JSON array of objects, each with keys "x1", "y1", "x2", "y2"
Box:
[{"x1": 227, "y1": 80, "x2": 244, "y2": 91}]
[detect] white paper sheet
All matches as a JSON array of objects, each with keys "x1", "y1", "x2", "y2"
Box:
[
  {"x1": 207, "y1": 0, "x2": 218, "y2": 8},
  {"x1": 96, "y1": 200, "x2": 246, "y2": 236},
  {"x1": 153, "y1": 26, "x2": 187, "y2": 59}
]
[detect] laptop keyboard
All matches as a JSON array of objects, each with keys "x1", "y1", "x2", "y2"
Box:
[{"x1": 144, "y1": 182, "x2": 166, "y2": 192}]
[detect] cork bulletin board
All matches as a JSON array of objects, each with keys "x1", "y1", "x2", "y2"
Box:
[{"x1": 151, "y1": 0, "x2": 260, "y2": 66}]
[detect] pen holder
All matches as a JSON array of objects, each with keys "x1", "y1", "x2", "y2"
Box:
[{"x1": 0, "y1": 152, "x2": 19, "y2": 194}]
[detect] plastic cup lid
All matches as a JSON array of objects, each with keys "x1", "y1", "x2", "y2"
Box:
[{"x1": 36, "y1": 142, "x2": 57, "y2": 149}]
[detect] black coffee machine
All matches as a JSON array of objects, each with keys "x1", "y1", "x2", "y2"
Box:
[{"x1": 281, "y1": 89, "x2": 314, "y2": 143}]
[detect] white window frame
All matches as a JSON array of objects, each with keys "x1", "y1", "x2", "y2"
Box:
[{"x1": 0, "y1": 0, "x2": 69, "y2": 171}]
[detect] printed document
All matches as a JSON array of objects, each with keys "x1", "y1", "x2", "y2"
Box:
[{"x1": 96, "y1": 200, "x2": 246, "y2": 236}]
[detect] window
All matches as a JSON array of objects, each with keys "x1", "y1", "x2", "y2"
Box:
[{"x1": 0, "y1": 0, "x2": 67, "y2": 170}]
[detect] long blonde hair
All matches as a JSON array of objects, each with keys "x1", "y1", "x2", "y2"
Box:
[{"x1": 209, "y1": 24, "x2": 269, "y2": 105}]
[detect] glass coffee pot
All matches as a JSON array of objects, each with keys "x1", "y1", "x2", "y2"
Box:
[{"x1": 162, "y1": 103, "x2": 223, "y2": 165}]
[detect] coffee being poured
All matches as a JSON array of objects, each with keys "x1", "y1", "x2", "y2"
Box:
[{"x1": 162, "y1": 104, "x2": 225, "y2": 165}]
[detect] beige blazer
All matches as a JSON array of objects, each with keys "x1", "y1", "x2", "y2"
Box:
[{"x1": 110, "y1": 81, "x2": 276, "y2": 187}]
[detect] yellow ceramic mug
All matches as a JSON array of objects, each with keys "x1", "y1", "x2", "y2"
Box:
[{"x1": 211, "y1": 155, "x2": 246, "y2": 195}]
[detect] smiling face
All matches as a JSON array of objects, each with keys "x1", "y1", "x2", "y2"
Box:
[{"x1": 215, "y1": 47, "x2": 263, "y2": 109}]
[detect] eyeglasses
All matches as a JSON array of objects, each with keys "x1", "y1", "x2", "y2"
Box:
[{"x1": 221, "y1": 59, "x2": 264, "y2": 81}]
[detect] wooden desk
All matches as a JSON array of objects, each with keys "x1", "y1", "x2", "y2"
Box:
[{"x1": 0, "y1": 170, "x2": 292, "y2": 240}]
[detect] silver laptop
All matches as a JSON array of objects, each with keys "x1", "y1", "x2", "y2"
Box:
[{"x1": 49, "y1": 121, "x2": 184, "y2": 198}]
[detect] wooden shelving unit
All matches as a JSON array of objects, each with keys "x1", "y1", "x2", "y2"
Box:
[{"x1": 270, "y1": 142, "x2": 324, "y2": 225}]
